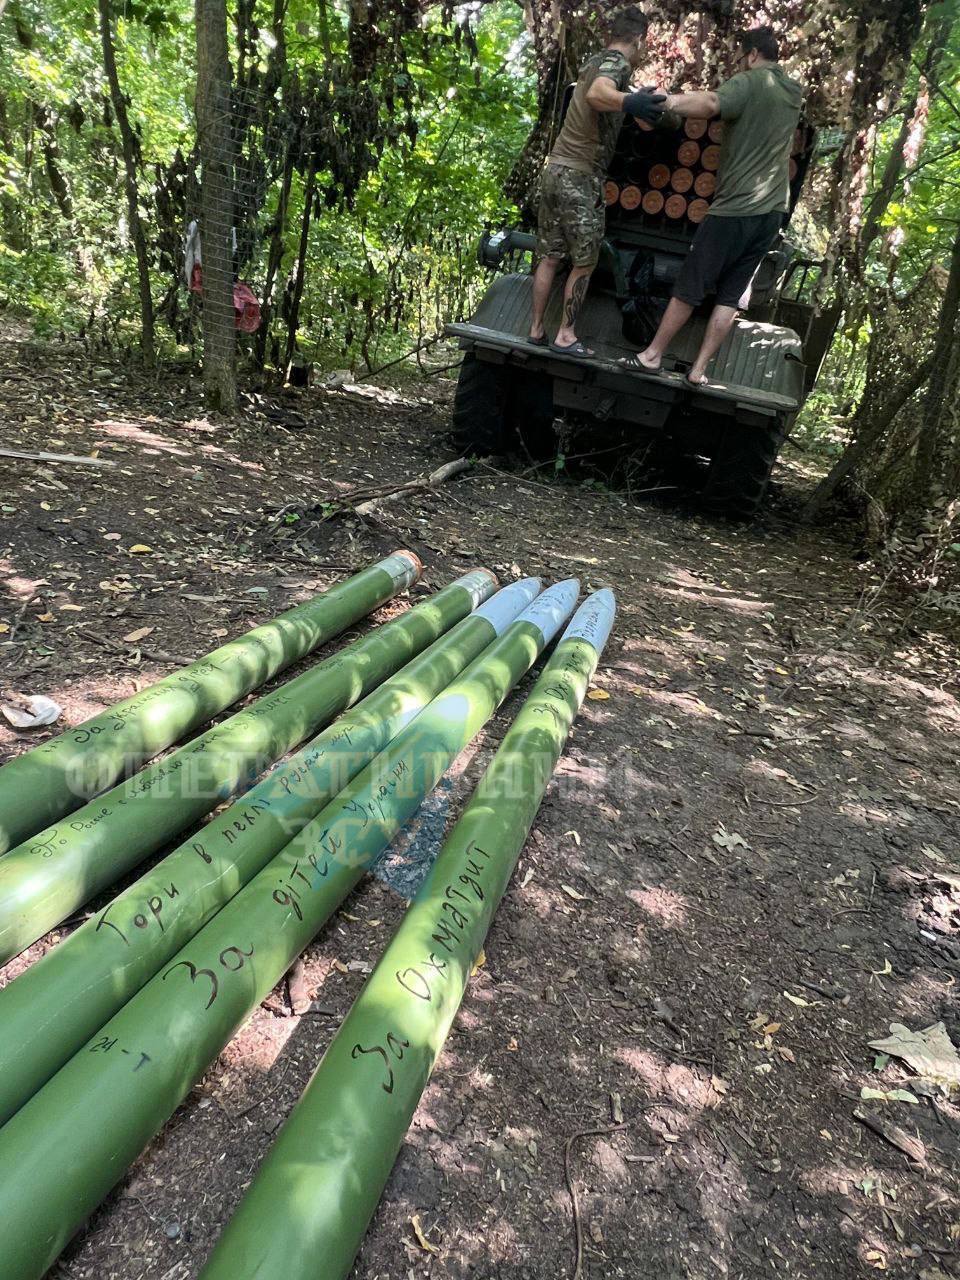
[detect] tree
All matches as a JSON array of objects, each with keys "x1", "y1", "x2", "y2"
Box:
[
  {"x1": 97, "y1": 0, "x2": 156, "y2": 365},
  {"x1": 195, "y1": 0, "x2": 236, "y2": 412}
]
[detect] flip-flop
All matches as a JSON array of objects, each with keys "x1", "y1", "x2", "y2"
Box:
[
  {"x1": 550, "y1": 340, "x2": 594, "y2": 358},
  {"x1": 527, "y1": 334, "x2": 550, "y2": 348},
  {"x1": 686, "y1": 373, "x2": 710, "y2": 388},
  {"x1": 618, "y1": 353, "x2": 662, "y2": 374}
]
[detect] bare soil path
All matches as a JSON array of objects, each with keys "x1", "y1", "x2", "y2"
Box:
[{"x1": 1, "y1": 333, "x2": 959, "y2": 1280}]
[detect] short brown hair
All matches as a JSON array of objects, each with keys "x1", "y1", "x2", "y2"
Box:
[
  {"x1": 737, "y1": 26, "x2": 779, "y2": 61},
  {"x1": 609, "y1": 6, "x2": 649, "y2": 41}
]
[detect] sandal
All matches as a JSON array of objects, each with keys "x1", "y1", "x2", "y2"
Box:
[
  {"x1": 550, "y1": 340, "x2": 594, "y2": 358},
  {"x1": 527, "y1": 334, "x2": 550, "y2": 348},
  {"x1": 686, "y1": 372, "x2": 710, "y2": 388},
  {"x1": 618, "y1": 353, "x2": 662, "y2": 374}
]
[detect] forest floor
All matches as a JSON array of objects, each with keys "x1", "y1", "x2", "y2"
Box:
[{"x1": 2, "y1": 328, "x2": 960, "y2": 1280}]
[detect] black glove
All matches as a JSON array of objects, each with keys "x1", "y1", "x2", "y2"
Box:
[{"x1": 623, "y1": 88, "x2": 666, "y2": 124}]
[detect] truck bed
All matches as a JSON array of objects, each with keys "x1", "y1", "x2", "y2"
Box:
[{"x1": 446, "y1": 274, "x2": 805, "y2": 418}]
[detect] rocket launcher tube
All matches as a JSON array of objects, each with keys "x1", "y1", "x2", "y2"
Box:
[
  {"x1": 199, "y1": 590, "x2": 616, "y2": 1280},
  {"x1": 0, "y1": 551, "x2": 423, "y2": 853},
  {"x1": 0, "y1": 577, "x2": 540, "y2": 1128},
  {"x1": 0, "y1": 580, "x2": 579, "y2": 1280},
  {"x1": 0, "y1": 569, "x2": 497, "y2": 967}
]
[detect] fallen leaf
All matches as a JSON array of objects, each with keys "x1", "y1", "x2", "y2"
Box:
[
  {"x1": 410, "y1": 1215, "x2": 440, "y2": 1256},
  {"x1": 59, "y1": 604, "x2": 83, "y2": 612},
  {"x1": 763, "y1": 1022, "x2": 781, "y2": 1036},
  {"x1": 561, "y1": 884, "x2": 588, "y2": 901},
  {"x1": 123, "y1": 626, "x2": 155, "y2": 644},
  {"x1": 331, "y1": 959, "x2": 349, "y2": 974},
  {"x1": 610, "y1": 1092, "x2": 624, "y2": 1123},
  {"x1": 587, "y1": 688, "x2": 610, "y2": 700},
  {"x1": 868, "y1": 1022, "x2": 960, "y2": 1093},
  {"x1": 778, "y1": 1046, "x2": 797, "y2": 1063},
  {"x1": 471, "y1": 948, "x2": 486, "y2": 977},
  {"x1": 507, "y1": 1037, "x2": 519, "y2": 1051},
  {"x1": 784, "y1": 991, "x2": 811, "y2": 1007},
  {"x1": 211, "y1": 627, "x2": 229, "y2": 638},
  {"x1": 37, "y1": 612, "x2": 55, "y2": 623},
  {"x1": 0, "y1": 624, "x2": 8, "y2": 635},
  {"x1": 861, "y1": 1087, "x2": 920, "y2": 1105},
  {"x1": 128, "y1": 544, "x2": 153, "y2": 554},
  {"x1": 713, "y1": 824, "x2": 750, "y2": 852},
  {"x1": 864, "y1": 1248, "x2": 887, "y2": 1270},
  {"x1": 563, "y1": 829, "x2": 581, "y2": 846}
]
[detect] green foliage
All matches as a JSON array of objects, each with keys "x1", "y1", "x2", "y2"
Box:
[{"x1": 0, "y1": 0, "x2": 534, "y2": 367}]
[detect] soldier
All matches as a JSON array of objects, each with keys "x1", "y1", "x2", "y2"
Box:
[
  {"x1": 622, "y1": 26, "x2": 804, "y2": 386},
  {"x1": 528, "y1": 7, "x2": 665, "y2": 357}
]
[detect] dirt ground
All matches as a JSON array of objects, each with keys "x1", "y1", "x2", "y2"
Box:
[{"x1": 2, "y1": 329, "x2": 960, "y2": 1280}]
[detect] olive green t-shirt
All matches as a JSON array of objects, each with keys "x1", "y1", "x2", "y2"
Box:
[
  {"x1": 710, "y1": 63, "x2": 804, "y2": 217},
  {"x1": 549, "y1": 50, "x2": 633, "y2": 177}
]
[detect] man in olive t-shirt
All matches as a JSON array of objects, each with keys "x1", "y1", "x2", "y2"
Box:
[
  {"x1": 529, "y1": 6, "x2": 665, "y2": 356},
  {"x1": 622, "y1": 26, "x2": 804, "y2": 387}
]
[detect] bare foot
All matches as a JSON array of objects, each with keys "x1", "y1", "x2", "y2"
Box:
[{"x1": 686, "y1": 370, "x2": 709, "y2": 387}]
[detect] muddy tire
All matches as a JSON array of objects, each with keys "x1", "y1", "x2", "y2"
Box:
[
  {"x1": 701, "y1": 417, "x2": 787, "y2": 518},
  {"x1": 452, "y1": 355, "x2": 555, "y2": 458},
  {"x1": 451, "y1": 354, "x2": 511, "y2": 455}
]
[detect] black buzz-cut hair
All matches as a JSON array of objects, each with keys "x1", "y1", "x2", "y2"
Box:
[
  {"x1": 609, "y1": 6, "x2": 649, "y2": 42},
  {"x1": 737, "y1": 25, "x2": 780, "y2": 61}
]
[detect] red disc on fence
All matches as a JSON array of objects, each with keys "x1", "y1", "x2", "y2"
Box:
[
  {"x1": 789, "y1": 157, "x2": 798, "y2": 181},
  {"x1": 707, "y1": 120, "x2": 724, "y2": 143},
  {"x1": 684, "y1": 118, "x2": 708, "y2": 139},
  {"x1": 647, "y1": 163, "x2": 671, "y2": 189},
  {"x1": 694, "y1": 170, "x2": 716, "y2": 197},
  {"x1": 604, "y1": 181, "x2": 620, "y2": 206},
  {"x1": 664, "y1": 193, "x2": 688, "y2": 219},
  {"x1": 634, "y1": 117, "x2": 654, "y2": 131},
  {"x1": 620, "y1": 185, "x2": 642, "y2": 210},
  {"x1": 701, "y1": 144, "x2": 721, "y2": 171},
  {"x1": 687, "y1": 198, "x2": 710, "y2": 223},
  {"x1": 678, "y1": 140, "x2": 701, "y2": 167},
  {"x1": 641, "y1": 189, "x2": 665, "y2": 215},
  {"x1": 671, "y1": 167, "x2": 694, "y2": 193},
  {"x1": 791, "y1": 127, "x2": 805, "y2": 155}
]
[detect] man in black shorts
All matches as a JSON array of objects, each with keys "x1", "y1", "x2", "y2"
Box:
[{"x1": 623, "y1": 26, "x2": 804, "y2": 386}]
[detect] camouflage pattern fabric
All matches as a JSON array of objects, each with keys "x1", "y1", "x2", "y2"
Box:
[{"x1": 536, "y1": 163, "x2": 604, "y2": 268}]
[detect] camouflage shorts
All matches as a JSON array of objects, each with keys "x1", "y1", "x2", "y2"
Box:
[{"x1": 536, "y1": 163, "x2": 604, "y2": 268}]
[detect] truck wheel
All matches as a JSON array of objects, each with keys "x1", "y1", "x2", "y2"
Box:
[
  {"x1": 451, "y1": 354, "x2": 511, "y2": 455},
  {"x1": 452, "y1": 356, "x2": 556, "y2": 459},
  {"x1": 507, "y1": 369, "x2": 555, "y2": 459},
  {"x1": 701, "y1": 417, "x2": 786, "y2": 519}
]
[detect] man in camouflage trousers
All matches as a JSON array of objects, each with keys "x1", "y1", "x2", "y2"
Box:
[{"x1": 529, "y1": 7, "x2": 665, "y2": 357}]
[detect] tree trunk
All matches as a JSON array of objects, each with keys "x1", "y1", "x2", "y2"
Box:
[
  {"x1": 253, "y1": 143, "x2": 294, "y2": 373},
  {"x1": 98, "y1": 0, "x2": 155, "y2": 366},
  {"x1": 910, "y1": 223, "x2": 960, "y2": 506},
  {"x1": 195, "y1": 0, "x2": 237, "y2": 412},
  {"x1": 801, "y1": 355, "x2": 932, "y2": 522},
  {"x1": 283, "y1": 161, "x2": 317, "y2": 378}
]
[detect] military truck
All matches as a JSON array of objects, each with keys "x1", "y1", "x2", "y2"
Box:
[{"x1": 445, "y1": 110, "x2": 838, "y2": 517}]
